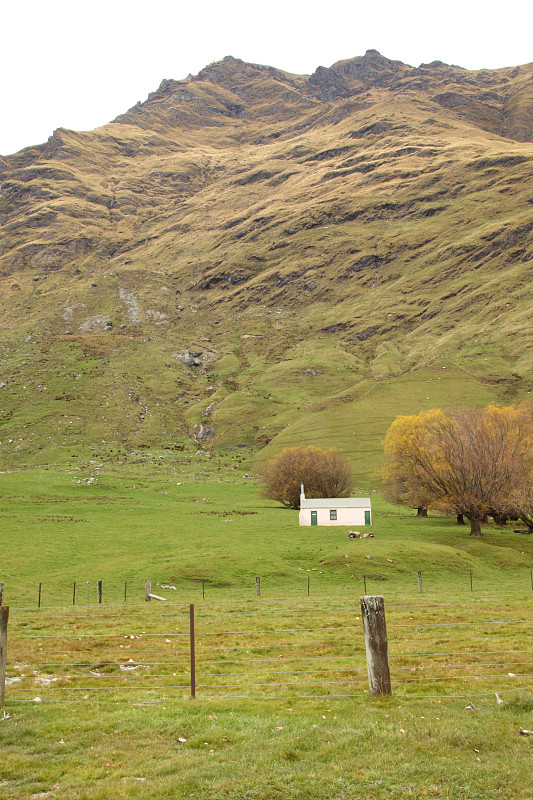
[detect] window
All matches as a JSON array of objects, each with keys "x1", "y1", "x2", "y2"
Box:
[{"x1": 330, "y1": 509, "x2": 337, "y2": 520}]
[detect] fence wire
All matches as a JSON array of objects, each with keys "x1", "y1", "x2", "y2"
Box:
[{"x1": 4, "y1": 595, "x2": 533, "y2": 703}]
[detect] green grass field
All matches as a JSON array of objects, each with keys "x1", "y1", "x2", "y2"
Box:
[
  {"x1": 2, "y1": 467, "x2": 533, "y2": 798},
  {"x1": 2, "y1": 464, "x2": 533, "y2": 606}
]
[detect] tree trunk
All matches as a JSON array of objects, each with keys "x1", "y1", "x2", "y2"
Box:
[
  {"x1": 468, "y1": 515, "x2": 483, "y2": 536},
  {"x1": 416, "y1": 506, "x2": 428, "y2": 518},
  {"x1": 480, "y1": 513, "x2": 489, "y2": 524},
  {"x1": 491, "y1": 512, "x2": 508, "y2": 526},
  {"x1": 519, "y1": 515, "x2": 533, "y2": 534},
  {"x1": 457, "y1": 514, "x2": 465, "y2": 525}
]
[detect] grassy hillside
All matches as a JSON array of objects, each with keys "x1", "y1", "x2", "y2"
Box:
[{"x1": 0, "y1": 52, "x2": 532, "y2": 470}]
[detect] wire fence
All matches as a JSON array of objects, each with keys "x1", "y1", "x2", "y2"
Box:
[
  {"x1": 2, "y1": 593, "x2": 533, "y2": 705},
  {"x1": 4, "y1": 565, "x2": 533, "y2": 609}
]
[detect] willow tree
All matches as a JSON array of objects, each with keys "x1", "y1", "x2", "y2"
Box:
[
  {"x1": 261, "y1": 446, "x2": 352, "y2": 510},
  {"x1": 381, "y1": 405, "x2": 526, "y2": 536},
  {"x1": 508, "y1": 402, "x2": 533, "y2": 532},
  {"x1": 381, "y1": 413, "x2": 436, "y2": 517}
]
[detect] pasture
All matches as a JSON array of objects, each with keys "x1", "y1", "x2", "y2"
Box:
[{"x1": 1, "y1": 465, "x2": 533, "y2": 798}]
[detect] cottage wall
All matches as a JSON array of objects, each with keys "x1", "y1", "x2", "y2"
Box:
[{"x1": 298, "y1": 507, "x2": 371, "y2": 526}]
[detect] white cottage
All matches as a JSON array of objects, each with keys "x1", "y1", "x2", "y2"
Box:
[{"x1": 298, "y1": 485, "x2": 372, "y2": 527}]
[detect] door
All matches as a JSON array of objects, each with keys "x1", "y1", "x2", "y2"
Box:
[
  {"x1": 364, "y1": 510, "x2": 371, "y2": 526},
  {"x1": 311, "y1": 511, "x2": 318, "y2": 526}
]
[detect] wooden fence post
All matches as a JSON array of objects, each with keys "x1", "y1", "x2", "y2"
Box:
[
  {"x1": 256, "y1": 577, "x2": 261, "y2": 597},
  {"x1": 0, "y1": 583, "x2": 3, "y2": 606},
  {"x1": 360, "y1": 595, "x2": 392, "y2": 696},
  {"x1": 417, "y1": 570, "x2": 423, "y2": 594},
  {"x1": 190, "y1": 603, "x2": 196, "y2": 699},
  {"x1": 145, "y1": 580, "x2": 151, "y2": 601},
  {"x1": 38, "y1": 583, "x2": 41, "y2": 609},
  {"x1": 0, "y1": 605, "x2": 9, "y2": 709},
  {"x1": 97, "y1": 581, "x2": 103, "y2": 605}
]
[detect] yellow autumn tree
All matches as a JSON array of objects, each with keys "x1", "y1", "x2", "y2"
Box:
[
  {"x1": 508, "y1": 401, "x2": 533, "y2": 532},
  {"x1": 381, "y1": 405, "x2": 526, "y2": 536},
  {"x1": 261, "y1": 446, "x2": 352, "y2": 510},
  {"x1": 381, "y1": 413, "x2": 437, "y2": 517}
]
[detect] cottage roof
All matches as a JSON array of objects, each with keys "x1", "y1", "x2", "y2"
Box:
[{"x1": 300, "y1": 497, "x2": 371, "y2": 509}]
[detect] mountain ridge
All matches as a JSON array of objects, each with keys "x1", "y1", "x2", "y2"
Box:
[{"x1": 105, "y1": 50, "x2": 533, "y2": 142}]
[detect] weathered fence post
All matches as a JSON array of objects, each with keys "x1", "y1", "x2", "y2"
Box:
[
  {"x1": 97, "y1": 581, "x2": 103, "y2": 605},
  {"x1": 417, "y1": 570, "x2": 423, "y2": 594},
  {"x1": 145, "y1": 580, "x2": 151, "y2": 602},
  {"x1": 0, "y1": 583, "x2": 3, "y2": 606},
  {"x1": 0, "y1": 605, "x2": 9, "y2": 709},
  {"x1": 256, "y1": 577, "x2": 261, "y2": 597},
  {"x1": 307, "y1": 575, "x2": 310, "y2": 597},
  {"x1": 360, "y1": 595, "x2": 392, "y2": 696},
  {"x1": 73, "y1": 582, "x2": 76, "y2": 605},
  {"x1": 38, "y1": 583, "x2": 41, "y2": 609},
  {"x1": 190, "y1": 603, "x2": 196, "y2": 699}
]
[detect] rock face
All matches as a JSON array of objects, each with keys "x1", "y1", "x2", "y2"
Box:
[
  {"x1": 196, "y1": 424, "x2": 214, "y2": 441},
  {"x1": 183, "y1": 354, "x2": 202, "y2": 367},
  {"x1": 307, "y1": 66, "x2": 350, "y2": 100}
]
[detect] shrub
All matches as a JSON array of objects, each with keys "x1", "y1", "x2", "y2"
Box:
[{"x1": 261, "y1": 446, "x2": 352, "y2": 509}]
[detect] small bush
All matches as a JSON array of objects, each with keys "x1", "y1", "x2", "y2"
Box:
[{"x1": 261, "y1": 445, "x2": 352, "y2": 509}]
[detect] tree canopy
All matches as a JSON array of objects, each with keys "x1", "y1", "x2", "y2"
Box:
[
  {"x1": 261, "y1": 446, "x2": 352, "y2": 510},
  {"x1": 381, "y1": 404, "x2": 531, "y2": 536}
]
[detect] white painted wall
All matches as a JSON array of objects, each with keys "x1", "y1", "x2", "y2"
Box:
[{"x1": 298, "y1": 506, "x2": 371, "y2": 526}]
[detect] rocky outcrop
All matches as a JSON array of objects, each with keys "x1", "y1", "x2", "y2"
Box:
[{"x1": 307, "y1": 66, "x2": 350, "y2": 100}]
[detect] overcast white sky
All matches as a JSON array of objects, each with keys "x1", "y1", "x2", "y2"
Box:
[{"x1": 1, "y1": 0, "x2": 531, "y2": 156}]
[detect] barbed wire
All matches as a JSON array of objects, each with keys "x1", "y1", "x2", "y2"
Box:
[
  {"x1": 6, "y1": 683, "x2": 533, "y2": 704},
  {"x1": 6, "y1": 596, "x2": 533, "y2": 705},
  {"x1": 8, "y1": 641, "x2": 358, "y2": 656},
  {"x1": 13, "y1": 625, "x2": 363, "y2": 640},
  {"x1": 392, "y1": 660, "x2": 533, "y2": 671},
  {"x1": 393, "y1": 672, "x2": 533, "y2": 683},
  {"x1": 7, "y1": 589, "x2": 533, "y2": 614},
  {"x1": 13, "y1": 617, "x2": 533, "y2": 641},
  {"x1": 390, "y1": 647, "x2": 533, "y2": 658},
  {"x1": 10, "y1": 684, "x2": 190, "y2": 692},
  {"x1": 7, "y1": 652, "x2": 361, "y2": 669},
  {"x1": 9, "y1": 666, "x2": 533, "y2": 690},
  {"x1": 388, "y1": 618, "x2": 533, "y2": 629}
]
